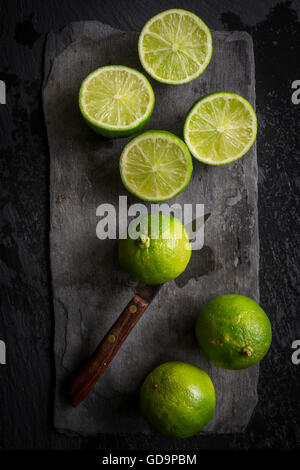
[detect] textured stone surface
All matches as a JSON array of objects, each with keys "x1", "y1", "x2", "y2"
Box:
[{"x1": 43, "y1": 22, "x2": 259, "y2": 436}]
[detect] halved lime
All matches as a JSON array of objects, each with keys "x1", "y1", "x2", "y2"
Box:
[
  {"x1": 184, "y1": 92, "x2": 257, "y2": 165},
  {"x1": 120, "y1": 130, "x2": 193, "y2": 202},
  {"x1": 79, "y1": 65, "x2": 155, "y2": 138},
  {"x1": 138, "y1": 9, "x2": 212, "y2": 85}
]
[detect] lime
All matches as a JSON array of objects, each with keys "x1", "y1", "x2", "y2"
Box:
[
  {"x1": 140, "y1": 362, "x2": 215, "y2": 437},
  {"x1": 118, "y1": 213, "x2": 191, "y2": 285},
  {"x1": 195, "y1": 295, "x2": 272, "y2": 369},
  {"x1": 138, "y1": 9, "x2": 212, "y2": 85},
  {"x1": 184, "y1": 92, "x2": 257, "y2": 165},
  {"x1": 79, "y1": 65, "x2": 155, "y2": 138},
  {"x1": 120, "y1": 130, "x2": 193, "y2": 202}
]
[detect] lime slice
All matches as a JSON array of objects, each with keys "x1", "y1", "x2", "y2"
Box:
[
  {"x1": 79, "y1": 66, "x2": 155, "y2": 138},
  {"x1": 120, "y1": 130, "x2": 193, "y2": 201},
  {"x1": 184, "y1": 92, "x2": 257, "y2": 165},
  {"x1": 138, "y1": 9, "x2": 212, "y2": 85}
]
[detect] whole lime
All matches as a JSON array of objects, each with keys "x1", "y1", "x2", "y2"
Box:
[
  {"x1": 118, "y1": 213, "x2": 191, "y2": 285},
  {"x1": 140, "y1": 362, "x2": 215, "y2": 437},
  {"x1": 195, "y1": 294, "x2": 272, "y2": 369}
]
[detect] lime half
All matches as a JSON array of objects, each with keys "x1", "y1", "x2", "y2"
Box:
[
  {"x1": 138, "y1": 9, "x2": 212, "y2": 85},
  {"x1": 184, "y1": 92, "x2": 257, "y2": 165},
  {"x1": 120, "y1": 130, "x2": 193, "y2": 202},
  {"x1": 79, "y1": 66, "x2": 155, "y2": 138}
]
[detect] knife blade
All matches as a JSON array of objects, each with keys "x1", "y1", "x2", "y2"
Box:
[{"x1": 69, "y1": 213, "x2": 211, "y2": 407}]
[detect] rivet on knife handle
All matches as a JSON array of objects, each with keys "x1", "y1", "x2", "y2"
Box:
[{"x1": 69, "y1": 294, "x2": 149, "y2": 407}]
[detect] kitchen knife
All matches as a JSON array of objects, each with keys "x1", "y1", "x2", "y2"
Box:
[{"x1": 69, "y1": 213, "x2": 210, "y2": 407}]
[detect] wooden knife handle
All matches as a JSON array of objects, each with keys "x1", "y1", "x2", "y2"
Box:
[{"x1": 69, "y1": 294, "x2": 149, "y2": 407}]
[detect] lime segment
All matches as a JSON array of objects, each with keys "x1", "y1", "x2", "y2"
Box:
[
  {"x1": 138, "y1": 9, "x2": 212, "y2": 84},
  {"x1": 119, "y1": 214, "x2": 191, "y2": 285},
  {"x1": 79, "y1": 65, "x2": 155, "y2": 137},
  {"x1": 184, "y1": 92, "x2": 257, "y2": 165},
  {"x1": 195, "y1": 295, "x2": 272, "y2": 369},
  {"x1": 120, "y1": 130, "x2": 193, "y2": 202}
]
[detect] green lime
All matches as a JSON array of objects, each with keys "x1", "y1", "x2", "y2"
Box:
[
  {"x1": 140, "y1": 362, "x2": 215, "y2": 437},
  {"x1": 120, "y1": 130, "x2": 193, "y2": 202},
  {"x1": 79, "y1": 65, "x2": 155, "y2": 138},
  {"x1": 184, "y1": 92, "x2": 257, "y2": 165},
  {"x1": 118, "y1": 213, "x2": 191, "y2": 285},
  {"x1": 195, "y1": 295, "x2": 272, "y2": 369},
  {"x1": 138, "y1": 9, "x2": 212, "y2": 85}
]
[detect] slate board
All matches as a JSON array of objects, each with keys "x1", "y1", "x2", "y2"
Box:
[{"x1": 43, "y1": 21, "x2": 259, "y2": 436}]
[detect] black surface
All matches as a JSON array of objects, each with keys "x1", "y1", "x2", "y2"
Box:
[{"x1": 0, "y1": 0, "x2": 299, "y2": 450}]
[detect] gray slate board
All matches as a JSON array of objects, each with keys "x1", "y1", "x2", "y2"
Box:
[{"x1": 43, "y1": 21, "x2": 259, "y2": 436}]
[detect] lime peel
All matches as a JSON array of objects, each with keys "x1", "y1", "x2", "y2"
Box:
[
  {"x1": 140, "y1": 362, "x2": 216, "y2": 437},
  {"x1": 195, "y1": 295, "x2": 272, "y2": 370},
  {"x1": 79, "y1": 65, "x2": 155, "y2": 138},
  {"x1": 119, "y1": 213, "x2": 191, "y2": 285}
]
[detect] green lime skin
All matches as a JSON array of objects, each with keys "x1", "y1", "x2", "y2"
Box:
[
  {"x1": 82, "y1": 111, "x2": 153, "y2": 139},
  {"x1": 195, "y1": 295, "x2": 272, "y2": 370},
  {"x1": 140, "y1": 362, "x2": 215, "y2": 438},
  {"x1": 118, "y1": 213, "x2": 191, "y2": 285},
  {"x1": 78, "y1": 66, "x2": 155, "y2": 138}
]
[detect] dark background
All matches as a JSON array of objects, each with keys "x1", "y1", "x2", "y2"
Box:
[{"x1": 0, "y1": 0, "x2": 299, "y2": 451}]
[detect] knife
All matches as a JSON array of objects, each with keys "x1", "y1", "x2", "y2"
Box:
[{"x1": 69, "y1": 212, "x2": 211, "y2": 407}]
